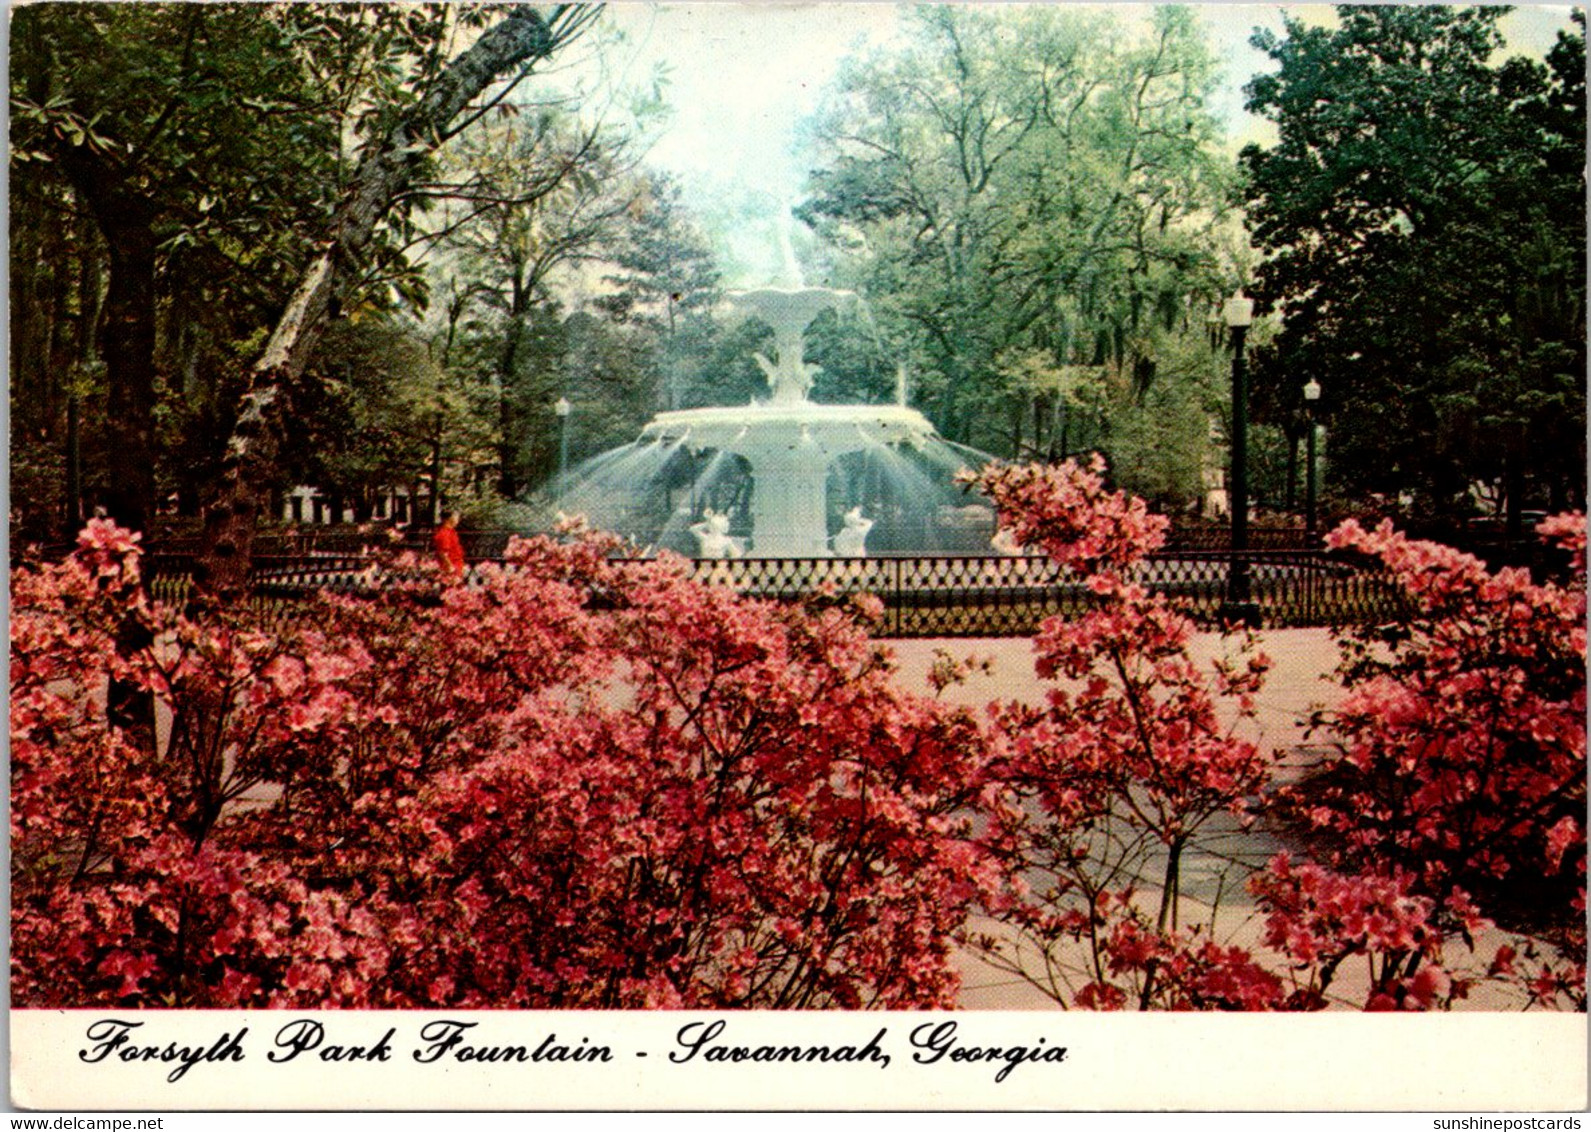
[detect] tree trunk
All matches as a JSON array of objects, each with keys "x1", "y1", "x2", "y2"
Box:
[
  {"x1": 65, "y1": 243, "x2": 104, "y2": 536},
  {"x1": 55, "y1": 145, "x2": 161, "y2": 532},
  {"x1": 11, "y1": 194, "x2": 42, "y2": 419},
  {"x1": 1284, "y1": 428, "x2": 1299, "y2": 514},
  {"x1": 1504, "y1": 427, "x2": 1525, "y2": 542},
  {"x1": 99, "y1": 222, "x2": 161, "y2": 531},
  {"x1": 495, "y1": 301, "x2": 529, "y2": 499},
  {"x1": 192, "y1": 5, "x2": 573, "y2": 602},
  {"x1": 428, "y1": 430, "x2": 445, "y2": 526},
  {"x1": 65, "y1": 393, "x2": 82, "y2": 535}
]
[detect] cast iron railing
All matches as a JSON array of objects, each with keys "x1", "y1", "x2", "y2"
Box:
[
  {"x1": 141, "y1": 546, "x2": 1410, "y2": 637},
  {"x1": 657, "y1": 551, "x2": 1407, "y2": 635}
]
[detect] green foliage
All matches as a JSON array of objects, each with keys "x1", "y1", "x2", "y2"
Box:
[
  {"x1": 1241, "y1": 6, "x2": 1587, "y2": 519},
  {"x1": 597, "y1": 173, "x2": 722, "y2": 330},
  {"x1": 291, "y1": 317, "x2": 495, "y2": 520},
  {"x1": 8, "y1": 2, "x2": 503, "y2": 532},
  {"x1": 426, "y1": 104, "x2": 669, "y2": 498},
  {"x1": 1103, "y1": 372, "x2": 1217, "y2": 513},
  {"x1": 798, "y1": 5, "x2": 1239, "y2": 459},
  {"x1": 593, "y1": 172, "x2": 727, "y2": 413}
]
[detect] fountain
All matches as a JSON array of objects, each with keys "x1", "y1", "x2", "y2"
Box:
[{"x1": 555, "y1": 284, "x2": 994, "y2": 557}]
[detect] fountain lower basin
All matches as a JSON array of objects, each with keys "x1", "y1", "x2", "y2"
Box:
[{"x1": 640, "y1": 402, "x2": 943, "y2": 557}]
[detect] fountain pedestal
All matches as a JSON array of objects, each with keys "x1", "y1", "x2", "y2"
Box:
[{"x1": 748, "y1": 447, "x2": 833, "y2": 557}]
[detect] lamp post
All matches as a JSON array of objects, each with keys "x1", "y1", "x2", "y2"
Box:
[
  {"x1": 1303, "y1": 377, "x2": 1322, "y2": 537},
  {"x1": 554, "y1": 396, "x2": 572, "y2": 510},
  {"x1": 1223, "y1": 290, "x2": 1256, "y2": 623}
]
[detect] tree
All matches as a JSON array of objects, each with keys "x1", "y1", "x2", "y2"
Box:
[
  {"x1": 9, "y1": 3, "x2": 358, "y2": 534},
  {"x1": 428, "y1": 102, "x2": 649, "y2": 498},
  {"x1": 431, "y1": 156, "x2": 734, "y2": 505},
  {"x1": 799, "y1": 5, "x2": 1237, "y2": 459},
  {"x1": 288, "y1": 316, "x2": 496, "y2": 522},
  {"x1": 192, "y1": 4, "x2": 601, "y2": 600},
  {"x1": 595, "y1": 171, "x2": 724, "y2": 413},
  {"x1": 7, "y1": 159, "x2": 106, "y2": 543},
  {"x1": 1241, "y1": 6, "x2": 1587, "y2": 526}
]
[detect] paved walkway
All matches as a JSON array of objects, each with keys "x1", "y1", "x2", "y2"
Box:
[
  {"x1": 884, "y1": 629, "x2": 1533, "y2": 1011},
  {"x1": 887, "y1": 626, "x2": 1349, "y2": 748}
]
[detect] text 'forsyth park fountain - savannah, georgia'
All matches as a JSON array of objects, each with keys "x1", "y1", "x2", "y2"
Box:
[{"x1": 554, "y1": 285, "x2": 997, "y2": 558}]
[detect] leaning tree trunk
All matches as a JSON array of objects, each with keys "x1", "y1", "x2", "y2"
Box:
[{"x1": 193, "y1": 5, "x2": 574, "y2": 602}]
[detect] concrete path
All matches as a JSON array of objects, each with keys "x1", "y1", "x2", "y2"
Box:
[{"x1": 886, "y1": 626, "x2": 1349, "y2": 749}]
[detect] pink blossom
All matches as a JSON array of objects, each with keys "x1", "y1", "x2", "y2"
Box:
[{"x1": 12, "y1": 521, "x2": 1000, "y2": 1010}]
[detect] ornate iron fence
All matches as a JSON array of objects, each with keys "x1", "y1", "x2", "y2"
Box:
[
  {"x1": 1164, "y1": 525, "x2": 1318, "y2": 552},
  {"x1": 667, "y1": 551, "x2": 1407, "y2": 635},
  {"x1": 142, "y1": 546, "x2": 1410, "y2": 637}
]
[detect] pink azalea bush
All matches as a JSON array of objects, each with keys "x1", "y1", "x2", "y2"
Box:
[
  {"x1": 1274, "y1": 513, "x2": 1588, "y2": 1009},
  {"x1": 969, "y1": 459, "x2": 1282, "y2": 1009},
  {"x1": 11, "y1": 523, "x2": 998, "y2": 1008},
  {"x1": 13, "y1": 475, "x2": 1585, "y2": 1013},
  {"x1": 969, "y1": 459, "x2": 1586, "y2": 1011}
]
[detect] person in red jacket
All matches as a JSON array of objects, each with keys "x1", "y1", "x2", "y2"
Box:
[{"x1": 433, "y1": 511, "x2": 466, "y2": 582}]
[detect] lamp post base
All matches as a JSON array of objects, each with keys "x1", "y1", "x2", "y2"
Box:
[{"x1": 1217, "y1": 600, "x2": 1262, "y2": 628}]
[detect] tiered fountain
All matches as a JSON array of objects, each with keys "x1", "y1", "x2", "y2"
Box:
[{"x1": 556, "y1": 285, "x2": 991, "y2": 557}]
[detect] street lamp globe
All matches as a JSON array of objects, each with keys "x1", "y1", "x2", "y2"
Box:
[
  {"x1": 1223, "y1": 290, "x2": 1254, "y2": 329},
  {"x1": 1303, "y1": 377, "x2": 1321, "y2": 402},
  {"x1": 554, "y1": 396, "x2": 572, "y2": 418}
]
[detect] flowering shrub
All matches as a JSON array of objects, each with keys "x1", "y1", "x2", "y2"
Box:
[
  {"x1": 11, "y1": 523, "x2": 998, "y2": 1008},
  {"x1": 968, "y1": 458, "x2": 1280, "y2": 1009},
  {"x1": 1247, "y1": 854, "x2": 1459, "y2": 1010},
  {"x1": 1274, "y1": 513, "x2": 1588, "y2": 1008},
  {"x1": 14, "y1": 486, "x2": 1584, "y2": 1013},
  {"x1": 968, "y1": 460, "x2": 1585, "y2": 1012}
]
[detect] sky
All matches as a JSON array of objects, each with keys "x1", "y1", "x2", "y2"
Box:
[{"x1": 572, "y1": 3, "x2": 1581, "y2": 284}]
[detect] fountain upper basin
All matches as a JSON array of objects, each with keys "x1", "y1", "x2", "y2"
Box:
[{"x1": 640, "y1": 402, "x2": 939, "y2": 461}]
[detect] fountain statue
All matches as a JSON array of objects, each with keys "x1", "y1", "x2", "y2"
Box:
[
  {"x1": 689, "y1": 509, "x2": 743, "y2": 559},
  {"x1": 554, "y1": 279, "x2": 994, "y2": 557},
  {"x1": 733, "y1": 287, "x2": 856, "y2": 404},
  {"x1": 832, "y1": 507, "x2": 874, "y2": 558}
]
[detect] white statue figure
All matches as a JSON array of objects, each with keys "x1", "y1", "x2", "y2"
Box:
[
  {"x1": 690, "y1": 509, "x2": 743, "y2": 559},
  {"x1": 832, "y1": 506, "x2": 874, "y2": 558},
  {"x1": 990, "y1": 526, "x2": 1024, "y2": 556},
  {"x1": 753, "y1": 352, "x2": 821, "y2": 403}
]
